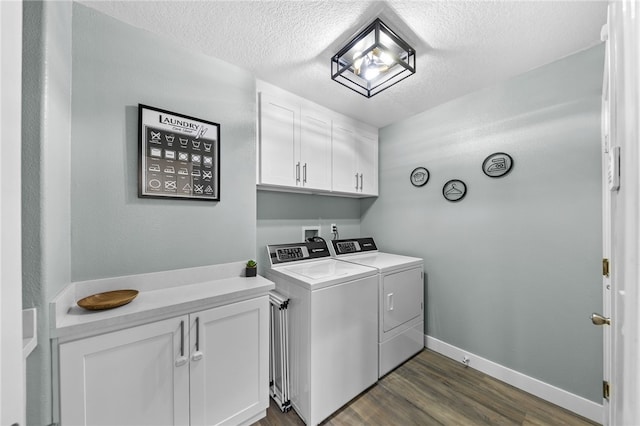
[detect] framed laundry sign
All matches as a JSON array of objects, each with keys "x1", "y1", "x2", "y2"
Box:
[{"x1": 138, "y1": 104, "x2": 220, "y2": 201}]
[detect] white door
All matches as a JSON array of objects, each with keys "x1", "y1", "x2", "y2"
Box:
[
  {"x1": 357, "y1": 130, "x2": 379, "y2": 196},
  {"x1": 189, "y1": 297, "x2": 269, "y2": 426},
  {"x1": 300, "y1": 109, "x2": 332, "y2": 191},
  {"x1": 258, "y1": 93, "x2": 299, "y2": 187},
  {"x1": 0, "y1": 2, "x2": 24, "y2": 425},
  {"x1": 331, "y1": 121, "x2": 358, "y2": 193},
  {"x1": 59, "y1": 316, "x2": 190, "y2": 426},
  {"x1": 382, "y1": 267, "x2": 423, "y2": 333},
  {"x1": 599, "y1": 17, "x2": 613, "y2": 422}
]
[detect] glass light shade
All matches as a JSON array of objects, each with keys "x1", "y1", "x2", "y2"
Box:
[{"x1": 331, "y1": 18, "x2": 415, "y2": 98}]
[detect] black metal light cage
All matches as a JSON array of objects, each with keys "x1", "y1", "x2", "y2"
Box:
[{"x1": 331, "y1": 18, "x2": 416, "y2": 98}]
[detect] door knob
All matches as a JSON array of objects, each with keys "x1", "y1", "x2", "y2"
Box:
[{"x1": 591, "y1": 313, "x2": 611, "y2": 326}]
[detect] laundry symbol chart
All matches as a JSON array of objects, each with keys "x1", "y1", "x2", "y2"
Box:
[
  {"x1": 140, "y1": 105, "x2": 219, "y2": 201},
  {"x1": 482, "y1": 152, "x2": 513, "y2": 178},
  {"x1": 443, "y1": 179, "x2": 467, "y2": 202}
]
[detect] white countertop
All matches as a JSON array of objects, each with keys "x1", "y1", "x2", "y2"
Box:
[{"x1": 51, "y1": 262, "x2": 274, "y2": 341}]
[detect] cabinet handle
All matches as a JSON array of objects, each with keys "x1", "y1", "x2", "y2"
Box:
[
  {"x1": 191, "y1": 317, "x2": 204, "y2": 361},
  {"x1": 387, "y1": 293, "x2": 394, "y2": 311},
  {"x1": 303, "y1": 163, "x2": 307, "y2": 183},
  {"x1": 296, "y1": 162, "x2": 301, "y2": 183},
  {"x1": 195, "y1": 317, "x2": 200, "y2": 351},
  {"x1": 359, "y1": 173, "x2": 363, "y2": 191},
  {"x1": 175, "y1": 320, "x2": 188, "y2": 367},
  {"x1": 355, "y1": 173, "x2": 359, "y2": 190}
]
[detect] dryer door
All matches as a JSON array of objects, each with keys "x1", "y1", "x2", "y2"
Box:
[{"x1": 382, "y1": 267, "x2": 423, "y2": 332}]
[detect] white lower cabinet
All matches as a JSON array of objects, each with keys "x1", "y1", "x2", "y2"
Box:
[{"x1": 58, "y1": 297, "x2": 269, "y2": 426}]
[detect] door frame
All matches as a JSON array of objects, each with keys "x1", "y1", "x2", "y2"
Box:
[
  {"x1": 0, "y1": 1, "x2": 24, "y2": 425},
  {"x1": 605, "y1": 1, "x2": 640, "y2": 425}
]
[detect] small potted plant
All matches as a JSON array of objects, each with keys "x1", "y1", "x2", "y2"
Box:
[{"x1": 245, "y1": 259, "x2": 257, "y2": 277}]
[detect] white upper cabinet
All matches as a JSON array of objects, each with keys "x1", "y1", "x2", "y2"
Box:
[
  {"x1": 257, "y1": 80, "x2": 378, "y2": 197},
  {"x1": 258, "y1": 92, "x2": 332, "y2": 191},
  {"x1": 357, "y1": 129, "x2": 379, "y2": 196},
  {"x1": 331, "y1": 120, "x2": 379, "y2": 196},
  {"x1": 300, "y1": 109, "x2": 332, "y2": 191},
  {"x1": 331, "y1": 120, "x2": 359, "y2": 193},
  {"x1": 258, "y1": 92, "x2": 299, "y2": 187}
]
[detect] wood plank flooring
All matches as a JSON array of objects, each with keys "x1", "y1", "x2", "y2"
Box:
[{"x1": 253, "y1": 349, "x2": 599, "y2": 426}]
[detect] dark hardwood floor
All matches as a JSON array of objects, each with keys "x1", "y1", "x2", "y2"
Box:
[{"x1": 253, "y1": 349, "x2": 599, "y2": 426}]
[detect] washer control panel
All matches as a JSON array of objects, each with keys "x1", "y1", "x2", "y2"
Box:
[
  {"x1": 331, "y1": 237, "x2": 378, "y2": 255},
  {"x1": 267, "y1": 240, "x2": 331, "y2": 266}
]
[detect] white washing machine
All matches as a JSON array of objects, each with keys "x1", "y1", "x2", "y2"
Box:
[
  {"x1": 266, "y1": 239, "x2": 378, "y2": 426},
  {"x1": 331, "y1": 237, "x2": 424, "y2": 378}
]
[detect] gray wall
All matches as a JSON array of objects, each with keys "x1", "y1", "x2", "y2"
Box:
[
  {"x1": 22, "y1": 2, "x2": 72, "y2": 424},
  {"x1": 71, "y1": 3, "x2": 257, "y2": 281},
  {"x1": 22, "y1": 3, "x2": 257, "y2": 424},
  {"x1": 256, "y1": 191, "x2": 361, "y2": 274},
  {"x1": 361, "y1": 45, "x2": 604, "y2": 402}
]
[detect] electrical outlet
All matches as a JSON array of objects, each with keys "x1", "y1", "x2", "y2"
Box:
[{"x1": 331, "y1": 223, "x2": 338, "y2": 233}]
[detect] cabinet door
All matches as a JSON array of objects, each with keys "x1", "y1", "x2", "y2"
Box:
[
  {"x1": 59, "y1": 316, "x2": 190, "y2": 426},
  {"x1": 258, "y1": 93, "x2": 299, "y2": 186},
  {"x1": 382, "y1": 267, "x2": 424, "y2": 333},
  {"x1": 300, "y1": 108, "x2": 332, "y2": 191},
  {"x1": 189, "y1": 297, "x2": 269, "y2": 426},
  {"x1": 357, "y1": 130, "x2": 379, "y2": 196},
  {"x1": 331, "y1": 121, "x2": 358, "y2": 193}
]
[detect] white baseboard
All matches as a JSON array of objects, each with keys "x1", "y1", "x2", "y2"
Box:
[{"x1": 424, "y1": 335, "x2": 603, "y2": 424}]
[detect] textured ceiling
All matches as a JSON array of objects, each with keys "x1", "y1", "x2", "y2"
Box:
[{"x1": 79, "y1": 0, "x2": 608, "y2": 128}]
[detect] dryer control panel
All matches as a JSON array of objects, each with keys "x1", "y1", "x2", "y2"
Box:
[
  {"x1": 332, "y1": 237, "x2": 378, "y2": 255},
  {"x1": 267, "y1": 240, "x2": 331, "y2": 266}
]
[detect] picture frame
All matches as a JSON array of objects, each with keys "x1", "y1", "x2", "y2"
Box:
[
  {"x1": 482, "y1": 152, "x2": 513, "y2": 178},
  {"x1": 443, "y1": 179, "x2": 467, "y2": 202},
  {"x1": 138, "y1": 104, "x2": 220, "y2": 201},
  {"x1": 410, "y1": 167, "x2": 430, "y2": 187}
]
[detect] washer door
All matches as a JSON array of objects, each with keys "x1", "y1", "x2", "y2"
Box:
[{"x1": 382, "y1": 267, "x2": 423, "y2": 332}]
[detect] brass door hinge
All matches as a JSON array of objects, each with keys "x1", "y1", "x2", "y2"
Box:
[
  {"x1": 603, "y1": 380, "x2": 610, "y2": 400},
  {"x1": 603, "y1": 258, "x2": 610, "y2": 277}
]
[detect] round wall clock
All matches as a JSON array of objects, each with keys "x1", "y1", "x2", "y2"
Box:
[
  {"x1": 482, "y1": 152, "x2": 513, "y2": 178},
  {"x1": 410, "y1": 167, "x2": 430, "y2": 187},
  {"x1": 443, "y1": 179, "x2": 467, "y2": 202}
]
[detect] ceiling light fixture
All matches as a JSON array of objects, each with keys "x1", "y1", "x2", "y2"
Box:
[{"x1": 331, "y1": 18, "x2": 416, "y2": 98}]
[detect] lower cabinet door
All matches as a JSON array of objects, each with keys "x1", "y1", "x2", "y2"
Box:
[
  {"x1": 189, "y1": 296, "x2": 269, "y2": 426},
  {"x1": 59, "y1": 316, "x2": 190, "y2": 426}
]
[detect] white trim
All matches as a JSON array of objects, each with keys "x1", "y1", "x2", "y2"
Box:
[
  {"x1": 425, "y1": 335, "x2": 602, "y2": 424},
  {"x1": 1, "y1": 1, "x2": 24, "y2": 425}
]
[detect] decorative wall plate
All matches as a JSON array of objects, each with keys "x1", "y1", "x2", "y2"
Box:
[
  {"x1": 410, "y1": 167, "x2": 430, "y2": 187},
  {"x1": 482, "y1": 152, "x2": 513, "y2": 178},
  {"x1": 443, "y1": 179, "x2": 467, "y2": 202}
]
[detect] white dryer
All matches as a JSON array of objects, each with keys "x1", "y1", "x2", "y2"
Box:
[
  {"x1": 331, "y1": 237, "x2": 424, "y2": 378},
  {"x1": 266, "y1": 239, "x2": 378, "y2": 426}
]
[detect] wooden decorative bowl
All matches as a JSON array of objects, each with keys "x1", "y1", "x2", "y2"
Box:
[{"x1": 77, "y1": 290, "x2": 139, "y2": 311}]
